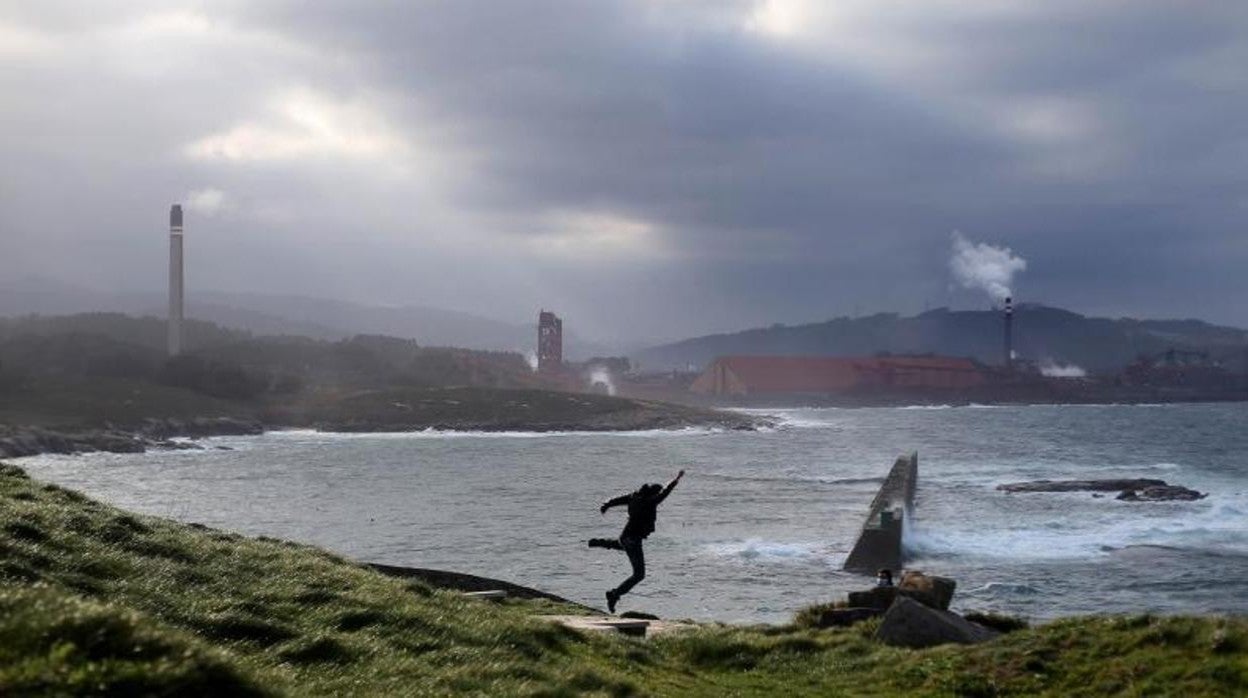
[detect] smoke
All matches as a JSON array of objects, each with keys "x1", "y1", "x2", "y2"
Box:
[
  {"x1": 524, "y1": 350, "x2": 538, "y2": 372},
  {"x1": 1039, "y1": 360, "x2": 1087, "y2": 378},
  {"x1": 589, "y1": 366, "x2": 617, "y2": 396},
  {"x1": 949, "y1": 231, "x2": 1027, "y2": 303},
  {"x1": 186, "y1": 187, "x2": 228, "y2": 216}
]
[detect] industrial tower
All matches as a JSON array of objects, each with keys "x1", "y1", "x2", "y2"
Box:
[
  {"x1": 168, "y1": 204, "x2": 184, "y2": 357},
  {"x1": 538, "y1": 310, "x2": 562, "y2": 373}
]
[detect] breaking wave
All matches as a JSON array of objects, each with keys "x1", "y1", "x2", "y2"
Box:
[{"x1": 705, "y1": 539, "x2": 823, "y2": 563}]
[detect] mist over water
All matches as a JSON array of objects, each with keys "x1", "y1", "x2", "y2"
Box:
[{"x1": 18, "y1": 403, "x2": 1248, "y2": 623}]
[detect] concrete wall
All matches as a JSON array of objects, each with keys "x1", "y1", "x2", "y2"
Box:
[{"x1": 842, "y1": 452, "x2": 917, "y2": 575}]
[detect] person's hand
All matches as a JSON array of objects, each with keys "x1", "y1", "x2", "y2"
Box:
[
  {"x1": 676, "y1": 469, "x2": 686, "y2": 479},
  {"x1": 600, "y1": 502, "x2": 609, "y2": 515}
]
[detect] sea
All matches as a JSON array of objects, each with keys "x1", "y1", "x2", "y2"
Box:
[{"x1": 15, "y1": 402, "x2": 1248, "y2": 624}]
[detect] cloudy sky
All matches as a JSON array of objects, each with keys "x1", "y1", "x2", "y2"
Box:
[{"x1": 2, "y1": 1, "x2": 1246, "y2": 342}]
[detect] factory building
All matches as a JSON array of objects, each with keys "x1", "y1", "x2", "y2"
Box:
[{"x1": 690, "y1": 355, "x2": 986, "y2": 396}]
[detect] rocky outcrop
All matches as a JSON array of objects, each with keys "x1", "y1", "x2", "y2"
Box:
[
  {"x1": 847, "y1": 587, "x2": 898, "y2": 611},
  {"x1": 897, "y1": 571, "x2": 956, "y2": 611},
  {"x1": 999, "y1": 478, "x2": 1206, "y2": 501},
  {"x1": 0, "y1": 428, "x2": 145, "y2": 458},
  {"x1": 0, "y1": 418, "x2": 263, "y2": 459},
  {"x1": 875, "y1": 596, "x2": 1000, "y2": 649},
  {"x1": 805, "y1": 607, "x2": 883, "y2": 628},
  {"x1": 998, "y1": 478, "x2": 1167, "y2": 493},
  {"x1": 1117, "y1": 485, "x2": 1207, "y2": 502},
  {"x1": 133, "y1": 417, "x2": 263, "y2": 440}
]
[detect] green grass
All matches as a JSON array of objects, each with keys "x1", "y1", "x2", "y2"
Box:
[
  {"x1": 0, "y1": 376, "x2": 257, "y2": 430},
  {"x1": 1, "y1": 462, "x2": 1245, "y2": 696},
  {"x1": 0, "y1": 377, "x2": 751, "y2": 433}
]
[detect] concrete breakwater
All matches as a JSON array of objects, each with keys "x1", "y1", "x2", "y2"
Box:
[{"x1": 843, "y1": 452, "x2": 917, "y2": 575}]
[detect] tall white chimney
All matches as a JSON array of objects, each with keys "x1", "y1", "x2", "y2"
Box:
[{"x1": 168, "y1": 204, "x2": 184, "y2": 357}]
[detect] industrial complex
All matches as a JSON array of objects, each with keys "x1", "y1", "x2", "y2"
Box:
[{"x1": 161, "y1": 203, "x2": 1245, "y2": 408}]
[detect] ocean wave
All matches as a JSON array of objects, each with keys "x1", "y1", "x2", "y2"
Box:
[
  {"x1": 963, "y1": 582, "x2": 1042, "y2": 596},
  {"x1": 703, "y1": 472, "x2": 882, "y2": 487},
  {"x1": 905, "y1": 492, "x2": 1248, "y2": 560},
  {"x1": 705, "y1": 539, "x2": 823, "y2": 563},
  {"x1": 260, "y1": 426, "x2": 730, "y2": 440},
  {"x1": 768, "y1": 414, "x2": 836, "y2": 429}
]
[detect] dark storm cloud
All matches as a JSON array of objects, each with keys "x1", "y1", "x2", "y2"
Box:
[{"x1": 1, "y1": 1, "x2": 1246, "y2": 341}]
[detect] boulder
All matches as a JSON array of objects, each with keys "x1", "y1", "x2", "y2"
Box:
[
  {"x1": 897, "y1": 571, "x2": 956, "y2": 611},
  {"x1": 808, "y1": 607, "x2": 883, "y2": 628},
  {"x1": 847, "y1": 586, "x2": 898, "y2": 610},
  {"x1": 1117, "y1": 485, "x2": 1206, "y2": 502},
  {"x1": 875, "y1": 596, "x2": 1000, "y2": 649}
]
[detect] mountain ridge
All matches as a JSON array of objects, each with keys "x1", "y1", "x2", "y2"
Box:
[{"x1": 631, "y1": 305, "x2": 1248, "y2": 374}]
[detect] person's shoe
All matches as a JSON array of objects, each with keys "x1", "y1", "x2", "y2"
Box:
[
  {"x1": 605, "y1": 590, "x2": 619, "y2": 614},
  {"x1": 587, "y1": 538, "x2": 609, "y2": 548}
]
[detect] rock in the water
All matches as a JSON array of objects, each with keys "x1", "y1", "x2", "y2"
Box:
[
  {"x1": 897, "y1": 571, "x2": 956, "y2": 611},
  {"x1": 998, "y1": 478, "x2": 1167, "y2": 493},
  {"x1": 1117, "y1": 485, "x2": 1206, "y2": 502},
  {"x1": 875, "y1": 596, "x2": 1000, "y2": 649}
]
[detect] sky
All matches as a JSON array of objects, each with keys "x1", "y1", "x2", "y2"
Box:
[{"x1": 1, "y1": 1, "x2": 1246, "y2": 343}]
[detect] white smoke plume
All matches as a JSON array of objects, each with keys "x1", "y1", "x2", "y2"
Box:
[
  {"x1": 524, "y1": 350, "x2": 539, "y2": 372},
  {"x1": 949, "y1": 231, "x2": 1027, "y2": 303},
  {"x1": 186, "y1": 187, "x2": 228, "y2": 216},
  {"x1": 1039, "y1": 360, "x2": 1087, "y2": 378},
  {"x1": 589, "y1": 366, "x2": 617, "y2": 396}
]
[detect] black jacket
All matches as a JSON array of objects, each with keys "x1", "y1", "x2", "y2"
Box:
[{"x1": 604, "y1": 487, "x2": 671, "y2": 539}]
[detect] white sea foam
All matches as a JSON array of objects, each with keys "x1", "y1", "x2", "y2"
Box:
[
  {"x1": 963, "y1": 582, "x2": 1041, "y2": 596},
  {"x1": 706, "y1": 539, "x2": 822, "y2": 563},
  {"x1": 766, "y1": 411, "x2": 838, "y2": 429},
  {"x1": 906, "y1": 492, "x2": 1248, "y2": 561},
  {"x1": 261, "y1": 426, "x2": 729, "y2": 440}
]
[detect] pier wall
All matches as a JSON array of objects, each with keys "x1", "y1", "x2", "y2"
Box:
[{"x1": 843, "y1": 452, "x2": 917, "y2": 574}]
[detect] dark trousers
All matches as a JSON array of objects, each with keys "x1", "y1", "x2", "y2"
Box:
[{"x1": 597, "y1": 535, "x2": 645, "y2": 596}]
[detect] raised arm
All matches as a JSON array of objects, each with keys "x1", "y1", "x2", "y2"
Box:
[
  {"x1": 653, "y1": 469, "x2": 685, "y2": 505},
  {"x1": 600, "y1": 494, "x2": 631, "y2": 514}
]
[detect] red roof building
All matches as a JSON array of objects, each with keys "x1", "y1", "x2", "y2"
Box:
[{"x1": 690, "y1": 355, "x2": 986, "y2": 396}]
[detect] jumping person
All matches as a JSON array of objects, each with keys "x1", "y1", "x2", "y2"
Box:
[{"x1": 588, "y1": 469, "x2": 684, "y2": 613}]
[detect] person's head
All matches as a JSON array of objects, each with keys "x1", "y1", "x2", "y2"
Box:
[
  {"x1": 639, "y1": 483, "x2": 662, "y2": 497},
  {"x1": 877, "y1": 568, "x2": 893, "y2": 583}
]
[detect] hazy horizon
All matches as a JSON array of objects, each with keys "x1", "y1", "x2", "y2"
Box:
[{"x1": 3, "y1": 2, "x2": 1247, "y2": 342}]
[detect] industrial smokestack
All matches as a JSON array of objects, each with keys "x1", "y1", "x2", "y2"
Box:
[
  {"x1": 1003, "y1": 296, "x2": 1014, "y2": 370},
  {"x1": 168, "y1": 204, "x2": 184, "y2": 357}
]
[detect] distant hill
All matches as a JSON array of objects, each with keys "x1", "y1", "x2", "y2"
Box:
[
  {"x1": 631, "y1": 305, "x2": 1248, "y2": 374},
  {"x1": 0, "y1": 278, "x2": 611, "y2": 357}
]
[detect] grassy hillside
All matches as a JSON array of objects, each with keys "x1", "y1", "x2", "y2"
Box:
[
  {"x1": 0, "y1": 376, "x2": 258, "y2": 430},
  {"x1": 1, "y1": 463, "x2": 1245, "y2": 696}
]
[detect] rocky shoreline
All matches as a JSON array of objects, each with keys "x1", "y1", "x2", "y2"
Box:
[
  {"x1": 0, "y1": 418, "x2": 264, "y2": 459},
  {"x1": 0, "y1": 408, "x2": 767, "y2": 460}
]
